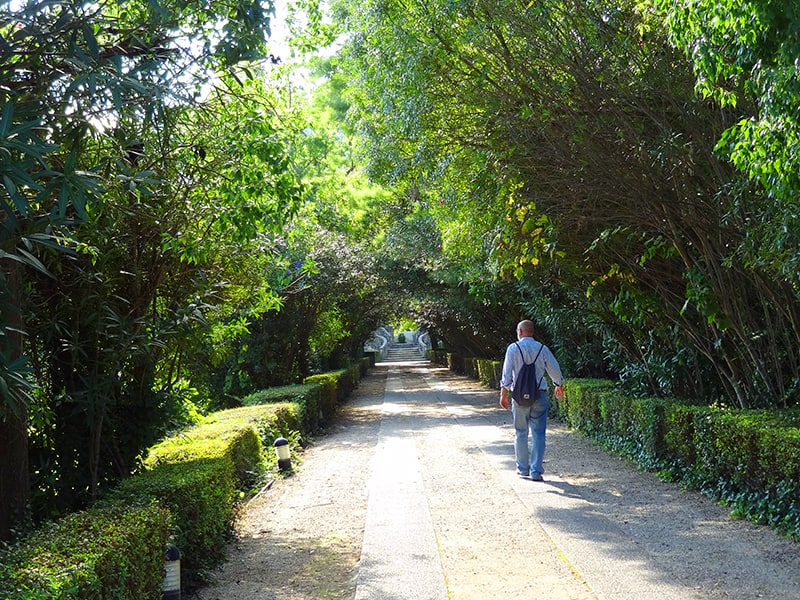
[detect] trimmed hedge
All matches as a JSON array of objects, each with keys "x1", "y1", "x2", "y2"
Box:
[
  {"x1": 555, "y1": 378, "x2": 615, "y2": 432},
  {"x1": 216, "y1": 402, "x2": 304, "y2": 436},
  {"x1": 143, "y1": 420, "x2": 264, "y2": 487},
  {"x1": 214, "y1": 403, "x2": 304, "y2": 453},
  {"x1": 0, "y1": 364, "x2": 371, "y2": 599},
  {"x1": 0, "y1": 504, "x2": 170, "y2": 600},
  {"x1": 561, "y1": 380, "x2": 800, "y2": 539},
  {"x1": 105, "y1": 458, "x2": 236, "y2": 586},
  {"x1": 475, "y1": 358, "x2": 502, "y2": 389},
  {"x1": 242, "y1": 383, "x2": 326, "y2": 434},
  {"x1": 304, "y1": 365, "x2": 361, "y2": 420},
  {"x1": 434, "y1": 353, "x2": 800, "y2": 539}
]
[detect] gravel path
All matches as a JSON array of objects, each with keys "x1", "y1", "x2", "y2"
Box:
[{"x1": 198, "y1": 361, "x2": 800, "y2": 600}]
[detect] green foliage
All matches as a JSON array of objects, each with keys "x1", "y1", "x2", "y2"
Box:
[
  {"x1": 209, "y1": 221, "x2": 385, "y2": 399},
  {"x1": 652, "y1": 0, "x2": 800, "y2": 208},
  {"x1": 331, "y1": 0, "x2": 800, "y2": 411},
  {"x1": 556, "y1": 378, "x2": 800, "y2": 538},
  {"x1": 0, "y1": 382, "x2": 335, "y2": 598},
  {"x1": 244, "y1": 382, "x2": 324, "y2": 434},
  {"x1": 241, "y1": 384, "x2": 319, "y2": 404},
  {"x1": 663, "y1": 405, "x2": 708, "y2": 469},
  {"x1": 143, "y1": 421, "x2": 264, "y2": 488},
  {"x1": 558, "y1": 379, "x2": 617, "y2": 434},
  {"x1": 305, "y1": 367, "x2": 360, "y2": 403},
  {"x1": 299, "y1": 377, "x2": 337, "y2": 423},
  {"x1": 105, "y1": 458, "x2": 236, "y2": 587},
  {"x1": 0, "y1": 504, "x2": 170, "y2": 599},
  {"x1": 597, "y1": 393, "x2": 673, "y2": 469},
  {"x1": 0, "y1": 0, "x2": 307, "y2": 538},
  {"x1": 475, "y1": 359, "x2": 501, "y2": 390},
  {"x1": 212, "y1": 403, "x2": 305, "y2": 471}
]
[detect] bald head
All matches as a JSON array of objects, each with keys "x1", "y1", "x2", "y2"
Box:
[{"x1": 517, "y1": 320, "x2": 534, "y2": 338}]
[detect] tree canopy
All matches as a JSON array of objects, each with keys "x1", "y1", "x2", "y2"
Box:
[
  {"x1": 2, "y1": 0, "x2": 800, "y2": 539},
  {"x1": 330, "y1": 0, "x2": 800, "y2": 407}
]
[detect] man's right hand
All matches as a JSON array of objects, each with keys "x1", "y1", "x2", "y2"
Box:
[{"x1": 500, "y1": 387, "x2": 510, "y2": 410}]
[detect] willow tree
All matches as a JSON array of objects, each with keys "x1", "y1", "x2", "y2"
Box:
[{"x1": 332, "y1": 0, "x2": 800, "y2": 407}]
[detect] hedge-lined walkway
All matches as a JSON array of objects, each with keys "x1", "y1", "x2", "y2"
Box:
[{"x1": 203, "y1": 361, "x2": 799, "y2": 600}]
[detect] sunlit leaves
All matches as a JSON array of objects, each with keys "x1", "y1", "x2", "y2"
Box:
[{"x1": 652, "y1": 0, "x2": 800, "y2": 278}]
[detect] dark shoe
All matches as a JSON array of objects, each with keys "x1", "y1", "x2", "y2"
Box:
[
  {"x1": 530, "y1": 473, "x2": 544, "y2": 482},
  {"x1": 516, "y1": 468, "x2": 529, "y2": 478}
]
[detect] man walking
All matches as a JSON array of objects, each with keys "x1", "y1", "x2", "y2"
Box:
[{"x1": 499, "y1": 320, "x2": 565, "y2": 481}]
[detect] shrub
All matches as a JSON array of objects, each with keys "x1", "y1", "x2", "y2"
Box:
[
  {"x1": 142, "y1": 420, "x2": 264, "y2": 488},
  {"x1": 0, "y1": 504, "x2": 169, "y2": 600},
  {"x1": 304, "y1": 367, "x2": 361, "y2": 417},
  {"x1": 214, "y1": 403, "x2": 304, "y2": 454},
  {"x1": 566, "y1": 381, "x2": 800, "y2": 539},
  {"x1": 558, "y1": 379, "x2": 615, "y2": 431},
  {"x1": 476, "y1": 359, "x2": 502, "y2": 389},
  {"x1": 243, "y1": 382, "x2": 324, "y2": 435},
  {"x1": 105, "y1": 458, "x2": 236, "y2": 587}
]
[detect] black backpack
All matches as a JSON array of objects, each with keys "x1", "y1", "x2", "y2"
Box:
[{"x1": 511, "y1": 342, "x2": 544, "y2": 407}]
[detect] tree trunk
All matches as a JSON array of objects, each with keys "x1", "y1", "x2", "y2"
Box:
[
  {"x1": 0, "y1": 411, "x2": 29, "y2": 540},
  {"x1": 0, "y1": 262, "x2": 30, "y2": 541}
]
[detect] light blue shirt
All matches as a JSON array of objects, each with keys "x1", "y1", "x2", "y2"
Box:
[{"x1": 500, "y1": 337, "x2": 564, "y2": 391}]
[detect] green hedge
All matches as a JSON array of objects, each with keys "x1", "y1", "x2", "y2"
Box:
[
  {"x1": 143, "y1": 420, "x2": 264, "y2": 487},
  {"x1": 437, "y1": 354, "x2": 800, "y2": 539},
  {"x1": 106, "y1": 457, "x2": 236, "y2": 587},
  {"x1": 562, "y1": 380, "x2": 800, "y2": 539},
  {"x1": 304, "y1": 365, "x2": 361, "y2": 417},
  {"x1": 216, "y1": 402, "x2": 304, "y2": 437},
  {"x1": 242, "y1": 382, "x2": 325, "y2": 434},
  {"x1": 557, "y1": 379, "x2": 616, "y2": 433},
  {"x1": 475, "y1": 358, "x2": 502, "y2": 389},
  {"x1": 214, "y1": 403, "x2": 304, "y2": 454},
  {"x1": 0, "y1": 504, "x2": 170, "y2": 600},
  {"x1": 0, "y1": 365, "x2": 372, "y2": 599}
]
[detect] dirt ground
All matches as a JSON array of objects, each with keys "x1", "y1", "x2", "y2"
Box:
[{"x1": 195, "y1": 364, "x2": 799, "y2": 600}]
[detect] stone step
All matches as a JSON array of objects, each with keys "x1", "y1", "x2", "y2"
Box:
[{"x1": 383, "y1": 345, "x2": 425, "y2": 362}]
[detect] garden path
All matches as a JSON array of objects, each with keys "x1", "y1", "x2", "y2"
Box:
[{"x1": 199, "y1": 360, "x2": 799, "y2": 600}]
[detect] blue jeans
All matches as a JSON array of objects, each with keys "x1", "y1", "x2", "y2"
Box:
[{"x1": 512, "y1": 390, "x2": 549, "y2": 477}]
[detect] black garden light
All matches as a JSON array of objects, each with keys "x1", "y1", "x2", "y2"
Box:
[
  {"x1": 162, "y1": 543, "x2": 180, "y2": 600},
  {"x1": 273, "y1": 437, "x2": 292, "y2": 471}
]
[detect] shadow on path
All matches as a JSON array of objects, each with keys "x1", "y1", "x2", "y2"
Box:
[{"x1": 202, "y1": 362, "x2": 799, "y2": 600}]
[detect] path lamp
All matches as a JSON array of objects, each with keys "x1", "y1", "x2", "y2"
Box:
[
  {"x1": 274, "y1": 437, "x2": 292, "y2": 471},
  {"x1": 162, "y1": 543, "x2": 181, "y2": 600}
]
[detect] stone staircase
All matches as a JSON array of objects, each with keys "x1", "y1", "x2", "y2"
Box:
[{"x1": 383, "y1": 343, "x2": 426, "y2": 362}]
